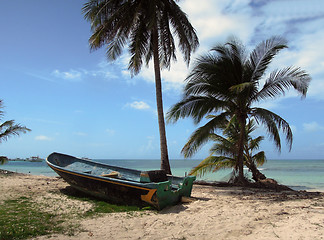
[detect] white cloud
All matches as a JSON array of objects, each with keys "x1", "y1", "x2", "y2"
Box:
[
  {"x1": 52, "y1": 69, "x2": 82, "y2": 81},
  {"x1": 35, "y1": 135, "x2": 52, "y2": 141},
  {"x1": 138, "y1": 58, "x2": 189, "y2": 92},
  {"x1": 126, "y1": 101, "x2": 151, "y2": 110},
  {"x1": 106, "y1": 129, "x2": 115, "y2": 136},
  {"x1": 303, "y1": 122, "x2": 324, "y2": 132},
  {"x1": 140, "y1": 136, "x2": 157, "y2": 153},
  {"x1": 181, "y1": 0, "x2": 256, "y2": 44},
  {"x1": 52, "y1": 60, "x2": 123, "y2": 83},
  {"x1": 49, "y1": 0, "x2": 324, "y2": 100}
]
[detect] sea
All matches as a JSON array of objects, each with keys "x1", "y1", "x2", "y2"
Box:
[{"x1": 1, "y1": 159, "x2": 324, "y2": 192}]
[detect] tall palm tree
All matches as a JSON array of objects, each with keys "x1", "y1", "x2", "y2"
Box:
[
  {"x1": 167, "y1": 36, "x2": 311, "y2": 182},
  {"x1": 0, "y1": 100, "x2": 31, "y2": 164},
  {"x1": 83, "y1": 0, "x2": 199, "y2": 174},
  {"x1": 188, "y1": 118, "x2": 266, "y2": 182}
]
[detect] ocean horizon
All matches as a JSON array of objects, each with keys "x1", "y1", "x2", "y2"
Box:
[{"x1": 1, "y1": 158, "x2": 324, "y2": 192}]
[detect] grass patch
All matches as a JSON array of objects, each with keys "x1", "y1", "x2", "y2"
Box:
[
  {"x1": 0, "y1": 188, "x2": 153, "y2": 239},
  {"x1": 64, "y1": 191, "x2": 151, "y2": 216},
  {"x1": 84, "y1": 200, "x2": 143, "y2": 217},
  {"x1": 61, "y1": 186, "x2": 153, "y2": 217},
  {"x1": 0, "y1": 196, "x2": 65, "y2": 240}
]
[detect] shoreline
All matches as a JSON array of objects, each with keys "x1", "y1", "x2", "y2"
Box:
[
  {"x1": 2, "y1": 158, "x2": 324, "y2": 193},
  {"x1": 1, "y1": 171, "x2": 324, "y2": 239},
  {"x1": 1, "y1": 167, "x2": 323, "y2": 193}
]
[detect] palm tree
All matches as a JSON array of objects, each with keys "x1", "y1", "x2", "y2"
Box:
[
  {"x1": 188, "y1": 118, "x2": 266, "y2": 182},
  {"x1": 167, "y1": 36, "x2": 311, "y2": 182},
  {"x1": 243, "y1": 120, "x2": 267, "y2": 182},
  {"x1": 83, "y1": 0, "x2": 199, "y2": 174},
  {"x1": 0, "y1": 156, "x2": 8, "y2": 165},
  {"x1": 0, "y1": 100, "x2": 31, "y2": 164}
]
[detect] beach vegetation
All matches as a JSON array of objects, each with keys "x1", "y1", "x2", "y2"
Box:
[
  {"x1": 82, "y1": 0, "x2": 199, "y2": 174},
  {"x1": 0, "y1": 100, "x2": 31, "y2": 165},
  {"x1": 0, "y1": 191, "x2": 147, "y2": 239},
  {"x1": 61, "y1": 187, "x2": 150, "y2": 217},
  {"x1": 78, "y1": 198, "x2": 146, "y2": 217},
  {"x1": 0, "y1": 156, "x2": 8, "y2": 165},
  {"x1": 189, "y1": 118, "x2": 267, "y2": 182},
  {"x1": 0, "y1": 196, "x2": 65, "y2": 240},
  {"x1": 167, "y1": 36, "x2": 311, "y2": 184}
]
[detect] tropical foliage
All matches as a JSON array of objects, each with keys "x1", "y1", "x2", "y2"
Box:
[
  {"x1": 0, "y1": 100, "x2": 31, "y2": 164},
  {"x1": 83, "y1": 0, "x2": 199, "y2": 174},
  {"x1": 189, "y1": 118, "x2": 267, "y2": 182},
  {"x1": 0, "y1": 156, "x2": 8, "y2": 165},
  {"x1": 167, "y1": 36, "x2": 311, "y2": 182}
]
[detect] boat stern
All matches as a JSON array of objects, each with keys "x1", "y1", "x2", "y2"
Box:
[{"x1": 141, "y1": 175, "x2": 196, "y2": 210}]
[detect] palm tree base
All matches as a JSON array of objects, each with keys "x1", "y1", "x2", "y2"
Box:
[{"x1": 195, "y1": 179, "x2": 293, "y2": 191}]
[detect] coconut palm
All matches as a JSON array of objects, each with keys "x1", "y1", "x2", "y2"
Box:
[
  {"x1": 167, "y1": 36, "x2": 311, "y2": 182},
  {"x1": 243, "y1": 121, "x2": 267, "y2": 182},
  {"x1": 0, "y1": 156, "x2": 8, "y2": 165},
  {"x1": 0, "y1": 100, "x2": 31, "y2": 164},
  {"x1": 83, "y1": 0, "x2": 199, "y2": 174},
  {"x1": 0, "y1": 120, "x2": 30, "y2": 143},
  {"x1": 189, "y1": 118, "x2": 266, "y2": 182}
]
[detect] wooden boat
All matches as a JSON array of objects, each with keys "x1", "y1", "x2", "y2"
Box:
[{"x1": 46, "y1": 152, "x2": 196, "y2": 210}]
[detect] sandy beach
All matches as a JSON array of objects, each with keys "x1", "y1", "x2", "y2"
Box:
[{"x1": 1, "y1": 171, "x2": 324, "y2": 240}]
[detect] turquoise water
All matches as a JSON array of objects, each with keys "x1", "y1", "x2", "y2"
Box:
[{"x1": 1, "y1": 159, "x2": 324, "y2": 191}]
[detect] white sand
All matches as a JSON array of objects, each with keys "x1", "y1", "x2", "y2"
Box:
[{"x1": 1, "y1": 172, "x2": 324, "y2": 240}]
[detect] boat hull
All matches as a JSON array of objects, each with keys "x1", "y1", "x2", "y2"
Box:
[{"x1": 46, "y1": 152, "x2": 195, "y2": 209}]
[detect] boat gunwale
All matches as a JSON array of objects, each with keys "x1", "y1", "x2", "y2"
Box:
[{"x1": 46, "y1": 156, "x2": 167, "y2": 190}]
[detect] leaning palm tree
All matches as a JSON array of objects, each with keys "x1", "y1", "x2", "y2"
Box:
[
  {"x1": 243, "y1": 120, "x2": 267, "y2": 182},
  {"x1": 189, "y1": 118, "x2": 267, "y2": 182},
  {"x1": 0, "y1": 100, "x2": 31, "y2": 164},
  {"x1": 167, "y1": 36, "x2": 311, "y2": 182},
  {"x1": 83, "y1": 0, "x2": 199, "y2": 174}
]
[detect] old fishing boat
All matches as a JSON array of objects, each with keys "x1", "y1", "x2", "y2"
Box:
[{"x1": 46, "y1": 152, "x2": 196, "y2": 210}]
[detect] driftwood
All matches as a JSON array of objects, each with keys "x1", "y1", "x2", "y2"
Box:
[{"x1": 194, "y1": 178, "x2": 293, "y2": 192}]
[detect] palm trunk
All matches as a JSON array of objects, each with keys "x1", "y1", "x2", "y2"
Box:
[
  {"x1": 152, "y1": 27, "x2": 172, "y2": 175},
  {"x1": 237, "y1": 115, "x2": 246, "y2": 183},
  {"x1": 250, "y1": 163, "x2": 266, "y2": 182},
  {"x1": 245, "y1": 161, "x2": 266, "y2": 182}
]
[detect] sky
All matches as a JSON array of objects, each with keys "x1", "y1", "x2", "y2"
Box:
[{"x1": 1, "y1": 0, "x2": 324, "y2": 160}]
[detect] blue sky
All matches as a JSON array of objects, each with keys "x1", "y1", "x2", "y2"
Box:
[{"x1": 1, "y1": 0, "x2": 324, "y2": 160}]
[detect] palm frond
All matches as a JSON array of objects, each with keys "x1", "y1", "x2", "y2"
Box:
[
  {"x1": 248, "y1": 136, "x2": 264, "y2": 152},
  {"x1": 166, "y1": 96, "x2": 229, "y2": 124},
  {"x1": 189, "y1": 155, "x2": 235, "y2": 177},
  {"x1": 181, "y1": 114, "x2": 228, "y2": 158},
  {"x1": 184, "y1": 53, "x2": 241, "y2": 99},
  {"x1": 166, "y1": 0, "x2": 199, "y2": 65},
  {"x1": 246, "y1": 36, "x2": 288, "y2": 84},
  {"x1": 0, "y1": 100, "x2": 4, "y2": 120},
  {"x1": 83, "y1": 0, "x2": 199, "y2": 71},
  {"x1": 252, "y1": 107, "x2": 292, "y2": 151},
  {"x1": 0, "y1": 121, "x2": 31, "y2": 143},
  {"x1": 128, "y1": 19, "x2": 150, "y2": 75},
  {"x1": 252, "y1": 151, "x2": 266, "y2": 166},
  {"x1": 255, "y1": 67, "x2": 311, "y2": 101}
]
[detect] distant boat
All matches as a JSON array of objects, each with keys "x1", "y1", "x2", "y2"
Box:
[{"x1": 46, "y1": 152, "x2": 196, "y2": 210}]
